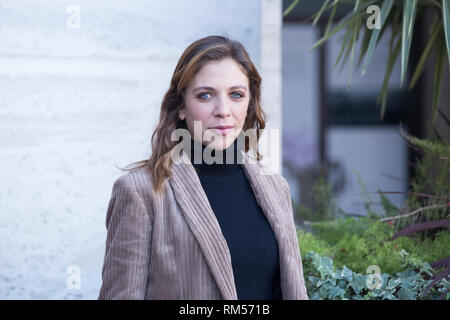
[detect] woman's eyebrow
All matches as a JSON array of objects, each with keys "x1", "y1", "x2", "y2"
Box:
[{"x1": 192, "y1": 85, "x2": 248, "y2": 93}]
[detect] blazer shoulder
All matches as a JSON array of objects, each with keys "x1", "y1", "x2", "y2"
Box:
[
  {"x1": 111, "y1": 166, "x2": 155, "y2": 200},
  {"x1": 106, "y1": 166, "x2": 156, "y2": 226}
]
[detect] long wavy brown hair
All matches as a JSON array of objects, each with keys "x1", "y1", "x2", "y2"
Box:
[{"x1": 120, "y1": 35, "x2": 266, "y2": 194}]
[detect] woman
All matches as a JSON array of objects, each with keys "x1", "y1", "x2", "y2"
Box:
[{"x1": 98, "y1": 35, "x2": 308, "y2": 300}]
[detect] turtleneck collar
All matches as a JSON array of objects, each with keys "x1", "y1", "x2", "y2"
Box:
[{"x1": 189, "y1": 137, "x2": 244, "y2": 172}]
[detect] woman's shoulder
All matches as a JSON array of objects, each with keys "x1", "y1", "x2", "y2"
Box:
[{"x1": 111, "y1": 166, "x2": 156, "y2": 199}]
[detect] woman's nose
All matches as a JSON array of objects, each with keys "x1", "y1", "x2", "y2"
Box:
[{"x1": 213, "y1": 94, "x2": 231, "y2": 117}]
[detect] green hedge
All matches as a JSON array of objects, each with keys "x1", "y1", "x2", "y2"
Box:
[{"x1": 298, "y1": 217, "x2": 450, "y2": 275}]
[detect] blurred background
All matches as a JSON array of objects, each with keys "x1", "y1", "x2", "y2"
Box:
[
  {"x1": 0, "y1": 0, "x2": 448, "y2": 299},
  {"x1": 282, "y1": 0, "x2": 449, "y2": 217}
]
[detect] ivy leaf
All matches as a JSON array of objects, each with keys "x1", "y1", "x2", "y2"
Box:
[
  {"x1": 328, "y1": 286, "x2": 346, "y2": 299},
  {"x1": 341, "y1": 265, "x2": 353, "y2": 281},
  {"x1": 308, "y1": 276, "x2": 320, "y2": 286},
  {"x1": 350, "y1": 273, "x2": 367, "y2": 294},
  {"x1": 386, "y1": 278, "x2": 402, "y2": 290},
  {"x1": 397, "y1": 287, "x2": 416, "y2": 300}
]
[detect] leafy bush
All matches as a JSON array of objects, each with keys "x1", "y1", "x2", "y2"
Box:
[
  {"x1": 303, "y1": 251, "x2": 450, "y2": 300},
  {"x1": 298, "y1": 217, "x2": 450, "y2": 275},
  {"x1": 404, "y1": 138, "x2": 449, "y2": 225},
  {"x1": 293, "y1": 128, "x2": 450, "y2": 299}
]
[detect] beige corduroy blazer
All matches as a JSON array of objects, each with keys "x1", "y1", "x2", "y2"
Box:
[{"x1": 98, "y1": 151, "x2": 309, "y2": 300}]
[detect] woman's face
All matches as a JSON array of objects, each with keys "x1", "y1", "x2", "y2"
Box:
[{"x1": 179, "y1": 58, "x2": 250, "y2": 150}]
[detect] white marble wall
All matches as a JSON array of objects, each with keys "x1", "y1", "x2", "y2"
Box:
[
  {"x1": 260, "y1": 0, "x2": 282, "y2": 174},
  {"x1": 0, "y1": 0, "x2": 264, "y2": 299}
]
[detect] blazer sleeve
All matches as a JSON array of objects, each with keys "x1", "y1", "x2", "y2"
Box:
[{"x1": 98, "y1": 175, "x2": 153, "y2": 300}]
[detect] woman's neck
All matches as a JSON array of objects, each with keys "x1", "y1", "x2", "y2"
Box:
[{"x1": 189, "y1": 137, "x2": 243, "y2": 172}]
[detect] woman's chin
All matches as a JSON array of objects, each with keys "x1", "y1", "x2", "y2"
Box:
[{"x1": 205, "y1": 135, "x2": 234, "y2": 150}]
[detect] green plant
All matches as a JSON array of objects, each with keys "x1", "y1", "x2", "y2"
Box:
[
  {"x1": 303, "y1": 251, "x2": 450, "y2": 299},
  {"x1": 294, "y1": 176, "x2": 340, "y2": 222},
  {"x1": 294, "y1": 133, "x2": 450, "y2": 298},
  {"x1": 298, "y1": 218, "x2": 450, "y2": 275},
  {"x1": 353, "y1": 169, "x2": 380, "y2": 218},
  {"x1": 400, "y1": 130, "x2": 450, "y2": 230},
  {"x1": 284, "y1": 0, "x2": 450, "y2": 123},
  {"x1": 376, "y1": 128, "x2": 450, "y2": 294}
]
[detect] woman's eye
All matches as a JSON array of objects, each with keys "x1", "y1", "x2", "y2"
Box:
[
  {"x1": 230, "y1": 92, "x2": 244, "y2": 99},
  {"x1": 197, "y1": 92, "x2": 243, "y2": 101},
  {"x1": 197, "y1": 92, "x2": 212, "y2": 100}
]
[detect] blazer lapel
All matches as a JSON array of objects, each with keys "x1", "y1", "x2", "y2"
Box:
[
  {"x1": 169, "y1": 152, "x2": 238, "y2": 300},
  {"x1": 240, "y1": 154, "x2": 293, "y2": 299}
]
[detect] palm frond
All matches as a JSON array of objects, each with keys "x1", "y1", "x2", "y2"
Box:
[
  {"x1": 401, "y1": 0, "x2": 418, "y2": 85},
  {"x1": 283, "y1": 0, "x2": 450, "y2": 123},
  {"x1": 361, "y1": 0, "x2": 395, "y2": 76},
  {"x1": 283, "y1": 0, "x2": 302, "y2": 17},
  {"x1": 432, "y1": 33, "x2": 446, "y2": 124},
  {"x1": 442, "y1": 0, "x2": 450, "y2": 65},
  {"x1": 409, "y1": 17, "x2": 442, "y2": 89}
]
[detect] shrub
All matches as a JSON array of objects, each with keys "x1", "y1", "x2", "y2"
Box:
[
  {"x1": 303, "y1": 251, "x2": 450, "y2": 300},
  {"x1": 298, "y1": 217, "x2": 450, "y2": 275}
]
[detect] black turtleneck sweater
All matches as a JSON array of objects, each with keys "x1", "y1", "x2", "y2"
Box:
[{"x1": 188, "y1": 137, "x2": 282, "y2": 300}]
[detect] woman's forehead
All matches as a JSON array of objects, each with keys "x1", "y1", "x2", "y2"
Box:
[{"x1": 189, "y1": 59, "x2": 249, "y2": 90}]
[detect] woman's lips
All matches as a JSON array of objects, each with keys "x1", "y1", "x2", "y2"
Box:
[{"x1": 210, "y1": 126, "x2": 234, "y2": 135}]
